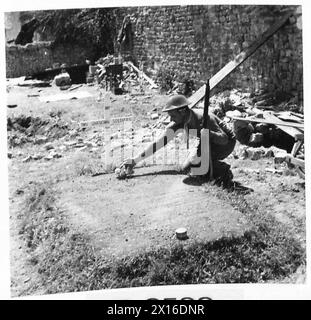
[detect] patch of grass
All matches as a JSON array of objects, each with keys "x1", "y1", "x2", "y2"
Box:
[
  {"x1": 111, "y1": 230, "x2": 303, "y2": 286},
  {"x1": 18, "y1": 179, "x2": 305, "y2": 296},
  {"x1": 71, "y1": 153, "x2": 115, "y2": 176},
  {"x1": 21, "y1": 182, "x2": 67, "y2": 250},
  {"x1": 19, "y1": 183, "x2": 110, "y2": 294},
  {"x1": 204, "y1": 182, "x2": 305, "y2": 240}
]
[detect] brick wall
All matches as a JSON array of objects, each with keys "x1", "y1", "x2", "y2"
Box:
[
  {"x1": 115, "y1": 5, "x2": 303, "y2": 103},
  {"x1": 5, "y1": 41, "x2": 93, "y2": 78}
]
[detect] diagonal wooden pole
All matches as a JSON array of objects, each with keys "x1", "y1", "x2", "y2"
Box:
[{"x1": 188, "y1": 11, "x2": 293, "y2": 109}]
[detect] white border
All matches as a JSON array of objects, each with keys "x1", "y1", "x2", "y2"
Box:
[{"x1": 1, "y1": 0, "x2": 310, "y2": 300}]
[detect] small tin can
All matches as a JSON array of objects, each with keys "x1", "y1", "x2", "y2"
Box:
[{"x1": 175, "y1": 228, "x2": 188, "y2": 240}]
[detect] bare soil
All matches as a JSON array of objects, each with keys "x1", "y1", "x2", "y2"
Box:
[{"x1": 58, "y1": 166, "x2": 248, "y2": 259}]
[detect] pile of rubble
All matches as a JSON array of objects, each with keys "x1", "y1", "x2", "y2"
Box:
[
  {"x1": 10, "y1": 117, "x2": 194, "y2": 164},
  {"x1": 7, "y1": 115, "x2": 69, "y2": 148},
  {"x1": 232, "y1": 144, "x2": 289, "y2": 162},
  {"x1": 18, "y1": 134, "x2": 102, "y2": 162},
  {"x1": 95, "y1": 54, "x2": 116, "y2": 68},
  {"x1": 191, "y1": 88, "x2": 302, "y2": 119},
  {"x1": 93, "y1": 54, "x2": 158, "y2": 95}
]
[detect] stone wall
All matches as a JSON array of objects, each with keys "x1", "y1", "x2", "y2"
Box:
[
  {"x1": 5, "y1": 41, "x2": 93, "y2": 78},
  {"x1": 115, "y1": 5, "x2": 303, "y2": 103}
]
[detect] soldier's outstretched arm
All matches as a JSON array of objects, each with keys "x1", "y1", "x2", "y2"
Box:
[{"x1": 120, "y1": 123, "x2": 178, "y2": 169}]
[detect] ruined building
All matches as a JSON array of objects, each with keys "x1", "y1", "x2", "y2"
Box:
[{"x1": 5, "y1": 5, "x2": 303, "y2": 103}]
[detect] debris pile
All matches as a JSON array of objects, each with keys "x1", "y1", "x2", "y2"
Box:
[
  {"x1": 95, "y1": 54, "x2": 115, "y2": 69},
  {"x1": 207, "y1": 89, "x2": 301, "y2": 119},
  {"x1": 94, "y1": 54, "x2": 158, "y2": 95},
  {"x1": 232, "y1": 145, "x2": 287, "y2": 161},
  {"x1": 21, "y1": 150, "x2": 63, "y2": 162},
  {"x1": 7, "y1": 115, "x2": 69, "y2": 147}
]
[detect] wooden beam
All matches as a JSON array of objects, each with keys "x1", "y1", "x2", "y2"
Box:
[
  {"x1": 127, "y1": 61, "x2": 158, "y2": 89},
  {"x1": 228, "y1": 115, "x2": 304, "y2": 129},
  {"x1": 263, "y1": 112, "x2": 304, "y2": 140},
  {"x1": 188, "y1": 11, "x2": 293, "y2": 109},
  {"x1": 291, "y1": 140, "x2": 303, "y2": 156},
  {"x1": 276, "y1": 112, "x2": 304, "y2": 123},
  {"x1": 285, "y1": 155, "x2": 305, "y2": 168}
]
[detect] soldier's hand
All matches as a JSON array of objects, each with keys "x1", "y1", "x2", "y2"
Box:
[
  {"x1": 176, "y1": 162, "x2": 191, "y2": 175},
  {"x1": 115, "y1": 158, "x2": 136, "y2": 179},
  {"x1": 119, "y1": 158, "x2": 136, "y2": 170},
  {"x1": 176, "y1": 164, "x2": 184, "y2": 173}
]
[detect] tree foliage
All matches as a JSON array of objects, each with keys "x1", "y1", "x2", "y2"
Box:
[{"x1": 33, "y1": 8, "x2": 117, "y2": 59}]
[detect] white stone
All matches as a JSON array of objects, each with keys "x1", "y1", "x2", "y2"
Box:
[
  {"x1": 22, "y1": 155, "x2": 32, "y2": 162},
  {"x1": 151, "y1": 113, "x2": 159, "y2": 120},
  {"x1": 274, "y1": 152, "x2": 287, "y2": 164}
]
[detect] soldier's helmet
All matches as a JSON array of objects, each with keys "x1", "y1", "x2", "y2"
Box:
[{"x1": 163, "y1": 94, "x2": 190, "y2": 112}]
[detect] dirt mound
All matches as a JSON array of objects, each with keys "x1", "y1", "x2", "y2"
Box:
[{"x1": 7, "y1": 115, "x2": 69, "y2": 147}]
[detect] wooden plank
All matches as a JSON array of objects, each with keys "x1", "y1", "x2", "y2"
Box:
[
  {"x1": 285, "y1": 155, "x2": 305, "y2": 168},
  {"x1": 127, "y1": 61, "x2": 158, "y2": 88},
  {"x1": 79, "y1": 119, "x2": 109, "y2": 126},
  {"x1": 290, "y1": 112, "x2": 304, "y2": 119},
  {"x1": 263, "y1": 112, "x2": 304, "y2": 140},
  {"x1": 276, "y1": 112, "x2": 304, "y2": 123},
  {"x1": 78, "y1": 115, "x2": 133, "y2": 127},
  {"x1": 277, "y1": 127, "x2": 304, "y2": 141},
  {"x1": 228, "y1": 115, "x2": 304, "y2": 129},
  {"x1": 291, "y1": 140, "x2": 303, "y2": 156},
  {"x1": 264, "y1": 112, "x2": 304, "y2": 140},
  {"x1": 69, "y1": 84, "x2": 83, "y2": 91},
  {"x1": 188, "y1": 11, "x2": 293, "y2": 109}
]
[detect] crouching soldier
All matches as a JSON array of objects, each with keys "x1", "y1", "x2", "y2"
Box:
[{"x1": 119, "y1": 94, "x2": 236, "y2": 185}]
